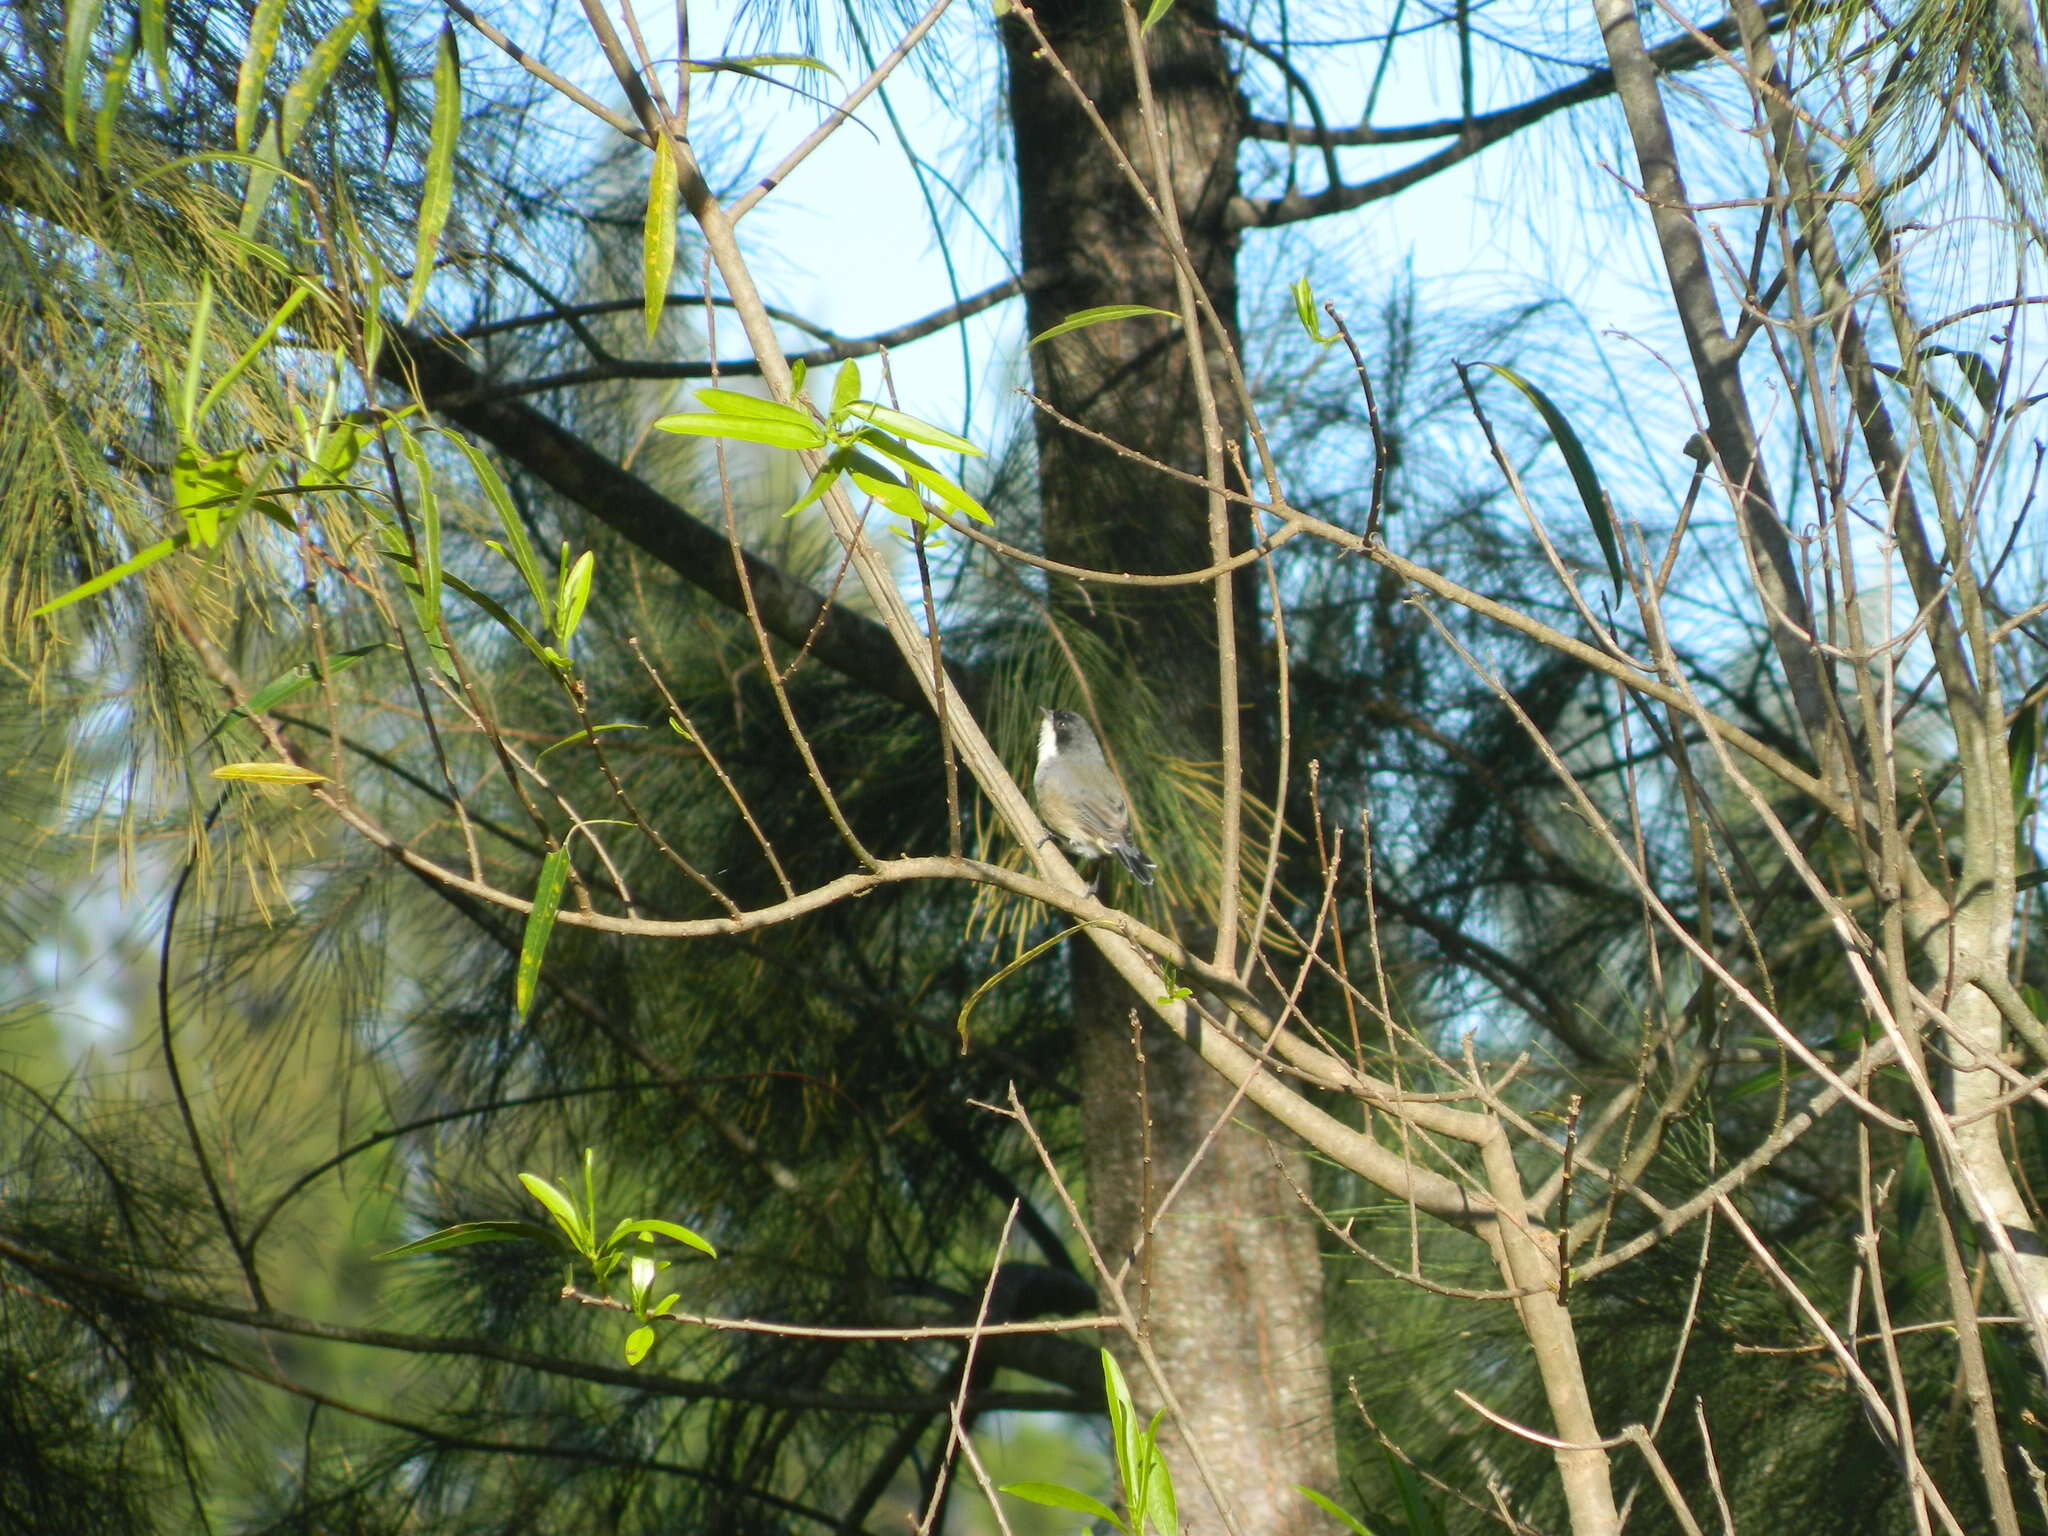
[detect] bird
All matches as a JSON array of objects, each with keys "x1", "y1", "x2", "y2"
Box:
[{"x1": 1034, "y1": 707, "x2": 1155, "y2": 886}]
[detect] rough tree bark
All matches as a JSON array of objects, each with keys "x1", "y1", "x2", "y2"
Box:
[{"x1": 1004, "y1": 1, "x2": 1338, "y2": 1529}]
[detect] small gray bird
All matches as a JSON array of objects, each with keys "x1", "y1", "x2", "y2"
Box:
[{"x1": 1034, "y1": 707, "x2": 1155, "y2": 886}]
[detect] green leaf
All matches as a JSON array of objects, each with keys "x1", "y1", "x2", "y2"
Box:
[
  {"x1": 859, "y1": 432, "x2": 992, "y2": 523},
  {"x1": 233, "y1": 0, "x2": 287, "y2": 149},
  {"x1": 440, "y1": 568, "x2": 553, "y2": 668},
  {"x1": 278, "y1": 0, "x2": 376, "y2": 154},
  {"x1": 1296, "y1": 1487, "x2": 1382, "y2": 1536},
  {"x1": 30, "y1": 529, "x2": 190, "y2": 619},
  {"x1": 518, "y1": 1169, "x2": 586, "y2": 1247},
  {"x1": 93, "y1": 24, "x2": 138, "y2": 170},
  {"x1": 999, "y1": 1484, "x2": 1124, "y2": 1528},
  {"x1": 1471, "y1": 361, "x2": 1623, "y2": 598},
  {"x1": 2012, "y1": 698, "x2": 2040, "y2": 799},
  {"x1": 138, "y1": 0, "x2": 169, "y2": 96},
  {"x1": 687, "y1": 52, "x2": 840, "y2": 79},
  {"x1": 624, "y1": 1325, "x2": 655, "y2": 1366},
  {"x1": 176, "y1": 275, "x2": 216, "y2": 437},
  {"x1": 210, "y1": 761, "x2": 326, "y2": 785},
  {"x1": 374, "y1": 1220, "x2": 565, "y2": 1259},
  {"x1": 644, "y1": 132, "x2": 678, "y2": 340},
  {"x1": 830, "y1": 359, "x2": 861, "y2": 418},
  {"x1": 170, "y1": 447, "x2": 247, "y2": 549},
  {"x1": 238, "y1": 121, "x2": 286, "y2": 237},
  {"x1": 782, "y1": 460, "x2": 843, "y2": 519},
  {"x1": 61, "y1": 0, "x2": 106, "y2": 145},
  {"x1": 395, "y1": 430, "x2": 445, "y2": 649},
  {"x1": 365, "y1": 1, "x2": 402, "y2": 151},
  {"x1": 1140, "y1": 0, "x2": 1178, "y2": 33},
  {"x1": 515, "y1": 848, "x2": 570, "y2": 1023},
  {"x1": 1141, "y1": 1434, "x2": 1178, "y2": 1536},
  {"x1": 536, "y1": 723, "x2": 646, "y2": 763},
  {"x1": 651, "y1": 412, "x2": 829, "y2": 451},
  {"x1": 610, "y1": 1218, "x2": 717, "y2": 1259},
  {"x1": 692, "y1": 388, "x2": 816, "y2": 424},
  {"x1": 407, "y1": 24, "x2": 460, "y2": 320},
  {"x1": 202, "y1": 642, "x2": 387, "y2": 743},
  {"x1": 846, "y1": 462, "x2": 929, "y2": 525},
  {"x1": 842, "y1": 401, "x2": 982, "y2": 456},
  {"x1": 439, "y1": 433, "x2": 548, "y2": 612},
  {"x1": 1029, "y1": 304, "x2": 1178, "y2": 346},
  {"x1": 194, "y1": 284, "x2": 314, "y2": 429},
  {"x1": 555, "y1": 549, "x2": 594, "y2": 643},
  {"x1": 1290, "y1": 276, "x2": 1335, "y2": 345}
]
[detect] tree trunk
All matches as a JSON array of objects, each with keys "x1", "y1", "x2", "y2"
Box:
[{"x1": 1004, "y1": 2, "x2": 1338, "y2": 1529}]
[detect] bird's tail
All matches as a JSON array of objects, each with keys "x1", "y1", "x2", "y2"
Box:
[{"x1": 1114, "y1": 843, "x2": 1156, "y2": 887}]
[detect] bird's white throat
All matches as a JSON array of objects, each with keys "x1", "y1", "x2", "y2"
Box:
[{"x1": 1036, "y1": 713, "x2": 1059, "y2": 770}]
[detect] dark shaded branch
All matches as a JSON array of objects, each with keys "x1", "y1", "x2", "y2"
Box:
[
  {"x1": 381, "y1": 323, "x2": 977, "y2": 712},
  {"x1": 1235, "y1": 3, "x2": 1784, "y2": 227},
  {"x1": 0, "y1": 1231, "x2": 1085, "y2": 1416},
  {"x1": 449, "y1": 270, "x2": 1050, "y2": 399}
]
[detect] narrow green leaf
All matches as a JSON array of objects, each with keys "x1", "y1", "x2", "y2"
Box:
[
  {"x1": 782, "y1": 461, "x2": 843, "y2": 519},
  {"x1": 407, "y1": 24, "x2": 460, "y2": 320},
  {"x1": 374, "y1": 1220, "x2": 564, "y2": 1259},
  {"x1": 687, "y1": 52, "x2": 840, "y2": 78},
  {"x1": 651, "y1": 412, "x2": 828, "y2": 451},
  {"x1": 1296, "y1": 1487, "x2": 1381, "y2": 1536},
  {"x1": 30, "y1": 530, "x2": 189, "y2": 618},
  {"x1": 842, "y1": 401, "x2": 982, "y2": 456},
  {"x1": 1030, "y1": 304, "x2": 1177, "y2": 346},
  {"x1": 194, "y1": 284, "x2": 313, "y2": 428},
  {"x1": 1471, "y1": 361, "x2": 1623, "y2": 598},
  {"x1": 518, "y1": 1168, "x2": 585, "y2": 1245},
  {"x1": 203, "y1": 641, "x2": 387, "y2": 743},
  {"x1": 171, "y1": 447, "x2": 246, "y2": 549},
  {"x1": 238, "y1": 122, "x2": 286, "y2": 237},
  {"x1": 692, "y1": 388, "x2": 815, "y2": 424},
  {"x1": 515, "y1": 848, "x2": 570, "y2": 1022},
  {"x1": 176, "y1": 275, "x2": 216, "y2": 437},
  {"x1": 610, "y1": 1217, "x2": 717, "y2": 1258},
  {"x1": 1140, "y1": 0, "x2": 1178, "y2": 32},
  {"x1": 395, "y1": 429, "x2": 443, "y2": 624},
  {"x1": 365, "y1": 2, "x2": 402, "y2": 152},
  {"x1": 438, "y1": 433, "x2": 548, "y2": 612},
  {"x1": 211, "y1": 761, "x2": 326, "y2": 784},
  {"x1": 1290, "y1": 276, "x2": 1336, "y2": 345},
  {"x1": 555, "y1": 549, "x2": 594, "y2": 643},
  {"x1": 860, "y1": 432, "x2": 992, "y2": 523},
  {"x1": 1142, "y1": 1436, "x2": 1178, "y2": 1536},
  {"x1": 61, "y1": 0, "x2": 107, "y2": 145},
  {"x1": 440, "y1": 568, "x2": 552, "y2": 668},
  {"x1": 2012, "y1": 699, "x2": 2039, "y2": 798},
  {"x1": 314, "y1": 418, "x2": 375, "y2": 481},
  {"x1": 234, "y1": 0, "x2": 288, "y2": 149},
  {"x1": 644, "y1": 133, "x2": 678, "y2": 340},
  {"x1": 830, "y1": 359, "x2": 861, "y2": 418},
  {"x1": 278, "y1": 0, "x2": 376, "y2": 154},
  {"x1": 999, "y1": 1484, "x2": 1124, "y2": 1527},
  {"x1": 847, "y1": 465, "x2": 929, "y2": 525},
  {"x1": 651, "y1": 1291, "x2": 682, "y2": 1317},
  {"x1": 138, "y1": 0, "x2": 169, "y2": 96},
  {"x1": 536, "y1": 723, "x2": 645, "y2": 763},
  {"x1": 624, "y1": 1325, "x2": 655, "y2": 1365},
  {"x1": 93, "y1": 24, "x2": 138, "y2": 170}
]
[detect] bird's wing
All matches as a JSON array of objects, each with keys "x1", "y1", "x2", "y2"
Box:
[{"x1": 1065, "y1": 788, "x2": 1133, "y2": 847}]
